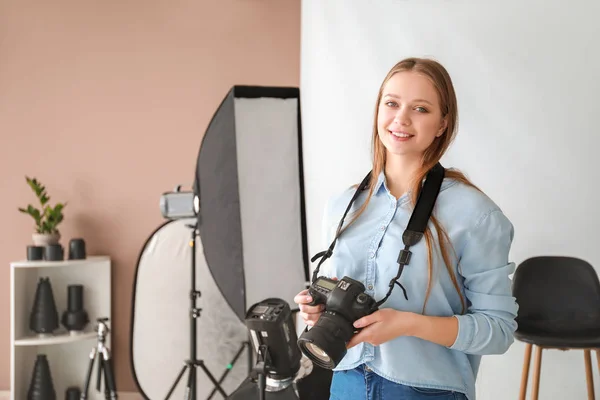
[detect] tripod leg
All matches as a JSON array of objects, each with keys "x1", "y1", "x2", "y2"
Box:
[
  {"x1": 165, "y1": 363, "x2": 188, "y2": 400},
  {"x1": 81, "y1": 348, "x2": 97, "y2": 400},
  {"x1": 207, "y1": 342, "x2": 248, "y2": 400},
  {"x1": 197, "y1": 362, "x2": 228, "y2": 398},
  {"x1": 185, "y1": 362, "x2": 195, "y2": 400},
  {"x1": 101, "y1": 355, "x2": 119, "y2": 400},
  {"x1": 97, "y1": 353, "x2": 103, "y2": 393}
]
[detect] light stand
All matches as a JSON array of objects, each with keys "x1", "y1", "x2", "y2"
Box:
[
  {"x1": 254, "y1": 345, "x2": 271, "y2": 400},
  {"x1": 165, "y1": 223, "x2": 228, "y2": 400},
  {"x1": 225, "y1": 352, "x2": 303, "y2": 400}
]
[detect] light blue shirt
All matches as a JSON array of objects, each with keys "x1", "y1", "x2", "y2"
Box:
[{"x1": 317, "y1": 170, "x2": 518, "y2": 400}]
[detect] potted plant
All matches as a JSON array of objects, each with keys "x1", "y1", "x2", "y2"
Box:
[{"x1": 18, "y1": 176, "x2": 67, "y2": 246}]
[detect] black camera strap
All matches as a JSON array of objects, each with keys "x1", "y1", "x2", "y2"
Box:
[
  {"x1": 374, "y1": 162, "x2": 444, "y2": 308},
  {"x1": 310, "y1": 163, "x2": 445, "y2": 309},
  {"x1": 310, "y1": 171, "x2": 372, "y2": 284}
]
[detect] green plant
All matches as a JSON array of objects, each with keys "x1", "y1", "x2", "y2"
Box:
[{"x1": 18, "y1": 176, "x2": 66, "y2": 234}]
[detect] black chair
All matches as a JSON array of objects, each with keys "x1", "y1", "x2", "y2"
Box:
[{"x1": 513, "y1": 256, "x2": 600, "y2": 399}]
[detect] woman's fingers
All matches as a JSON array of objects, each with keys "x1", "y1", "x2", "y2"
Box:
[
  {"x1": 300, "y1": 311, "x2": 322, "y2": 326},
  {"x1": 299, "y1": 302, "x2": 323, "y2": 313},
  {"x1": 293, "y1": 289, "x2": 309, "y2": 303},
  {"x1": 294, "y1": 288, "x2": 323, "y2": 325},
  {"x1": 294, "y1": 289, "x2": 312, "y2": 305},
  {"x1": 295, "y1": 279, "x2": 338, "y2": 326}
]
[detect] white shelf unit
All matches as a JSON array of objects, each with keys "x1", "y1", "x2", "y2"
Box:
[{"x1": 10, "y1": 256, "x2": 112, "y2": 400}]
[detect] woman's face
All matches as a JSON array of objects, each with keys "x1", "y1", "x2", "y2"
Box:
[{"x1": 377, "y1": 71, "x2": 447, "y2": 160}]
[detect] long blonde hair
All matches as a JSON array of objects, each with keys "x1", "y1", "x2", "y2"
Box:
[{"x1": 340, "y1": 58, "x2": 480, "y2": 314}]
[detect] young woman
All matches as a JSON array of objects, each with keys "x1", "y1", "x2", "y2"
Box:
[{"x1": 294, "y1": 57, "x2": 518, "y2": 400}]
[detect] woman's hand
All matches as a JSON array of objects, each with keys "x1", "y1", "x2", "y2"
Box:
[
  {"x1": 294, "y1": 277, "x2": 338, "y2": 327},
  {"x1": 294, "y1": 289, "x2": 324, "y2": 327},
  {"x1": 346, "y1": 309, "x2": 419, "y2": 349}
]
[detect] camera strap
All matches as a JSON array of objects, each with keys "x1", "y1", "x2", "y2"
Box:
[
  {"x1": 310, "y1": 163, "x2": 445, "y2": 308},
  {"x1": 310, "y1": 171, "x2": 373, "y2": 284}
]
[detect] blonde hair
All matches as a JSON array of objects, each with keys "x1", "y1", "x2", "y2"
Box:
[{"x1": 340, "y1": 57, "x2": 480, "y2": 314}]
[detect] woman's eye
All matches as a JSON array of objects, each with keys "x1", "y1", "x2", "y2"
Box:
[
  {"x1": 415, "y1": 107, "x2": 428, "y2": 113},
  {"x1": 385, "y1": 101, "x2": 397, "y2": 107}
]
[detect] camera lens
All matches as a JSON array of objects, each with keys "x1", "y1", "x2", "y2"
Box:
[
  {"x1": 297, "y1": 311, "x2": 355, "y2": 369},
  {"x1": 304, "y1": 342, "x2": 330, "y2": 363}
]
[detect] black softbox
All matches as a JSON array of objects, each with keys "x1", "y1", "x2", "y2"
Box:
[
  {"x1": 193, "y1": 86, "x2": 309, "y2": 321},
  {"x1": 130, "y1": 86, "x2": 310, "y2": 399}
]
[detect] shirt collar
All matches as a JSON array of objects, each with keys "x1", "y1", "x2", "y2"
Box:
[
  {"x1": 372, "y1": 170, "x2": 455, "y2": 198},
  {"x1": 373, "y1": 171, "x2": 387, "y2": 196}
]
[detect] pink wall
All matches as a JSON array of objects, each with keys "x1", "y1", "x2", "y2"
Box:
[{"x1": 0, "y1": 0, "x2": 300, "y2": 391}]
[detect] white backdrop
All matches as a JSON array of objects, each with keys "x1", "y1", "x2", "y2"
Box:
[{"x1": 300, "y1": 1, "x2": 600, "y2": 399}]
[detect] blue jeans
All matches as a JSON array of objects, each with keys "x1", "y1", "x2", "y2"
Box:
[{"x1": 329, "y1": 364, "x2": 468, "y2": 400}]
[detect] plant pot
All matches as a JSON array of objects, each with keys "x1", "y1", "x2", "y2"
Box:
[
  {"x1": 32, "y1": 233, "x2": 60, "y2": 247},
  {"x1": 44, "y1": 244, "x2": 64, "y2": 261}
]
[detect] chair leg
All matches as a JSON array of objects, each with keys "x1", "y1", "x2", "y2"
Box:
[
  {"x1": 531, "y1": 345, "x2": 543, "y2": 400},
  {"x1": 584, "y1": 349, "x2": 595, "y2": 400},
  {"x1": 519, "y1": 343, "x2": 533, "y2": 400}
]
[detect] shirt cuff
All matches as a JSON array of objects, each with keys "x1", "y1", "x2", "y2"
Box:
[{"x1": 448, "y1": 314, "x2": 475, "y2": 352}]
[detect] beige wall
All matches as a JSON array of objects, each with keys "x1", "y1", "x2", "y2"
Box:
[{"x1": 0, "y1": 0, "x2": 300, "y2": 391}]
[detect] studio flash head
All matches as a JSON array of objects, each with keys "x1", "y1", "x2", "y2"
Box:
[
  {"x1": 246, "y1": 298, "x2": 302, "y2": 384},
  {"x1": 159, "y1": 185, "x2": 199, "y2": 220},
  {"x1": 228, "y1": 298, "x2": 332, "y2": 400},
  {"x1": 297, "y1": 276, "x2": 377, "y2": 369}
]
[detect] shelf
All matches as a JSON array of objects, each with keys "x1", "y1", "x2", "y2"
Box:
[
  {"x1": 11, "y1": 255, "x2": 110, "y2": 268},
  {"x1": 11, "y1": 255, "x2": 111, "y2": 400},
  {"x1": 15, "y1": 330, "x2": 97, "y2": 346}
]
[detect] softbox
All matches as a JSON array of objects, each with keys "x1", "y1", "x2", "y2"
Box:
[
  {"x1": 131, "y1": 86, "x2": 309, "y2": 399},
  {"x1": 193, "y1": 86, "x2": 309, "y2": 321}
]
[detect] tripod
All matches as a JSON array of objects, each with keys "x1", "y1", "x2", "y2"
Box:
[
  {"x1": 81, "y1": 318, "x2": 118, "y2": 400},
  {"x1": 165, "y1": 223, "x2": 228, "y2": 400}
]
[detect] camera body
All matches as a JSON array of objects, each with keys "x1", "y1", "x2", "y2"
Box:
[
  {"x1": 297, "y1": 276, "x2": 378, "y2": 369},
  {"x1": 307, "y1": 276, "x2": 377, "y2": 324}
]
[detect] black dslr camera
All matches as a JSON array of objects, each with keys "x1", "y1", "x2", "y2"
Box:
[{"x1": 297, "y1": 276, "x2": 377, "y2": 369}]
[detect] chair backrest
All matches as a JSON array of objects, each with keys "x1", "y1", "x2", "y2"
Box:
[{"x1": 512, "y1": 256, "x2": 600, "y2": 335}]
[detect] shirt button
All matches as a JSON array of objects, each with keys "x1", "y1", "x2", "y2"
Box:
[
  {"x1": 368, "y1": 284, "x2": 373, "y2": 290},
  {"x1": 380, "y1": 226, "x2": 385, "y2": 231}
]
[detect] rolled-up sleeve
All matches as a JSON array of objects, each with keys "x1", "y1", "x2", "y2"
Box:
[{"x1": 448, "y1": 209, "x2": 519, "y2": 355}]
